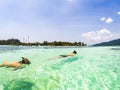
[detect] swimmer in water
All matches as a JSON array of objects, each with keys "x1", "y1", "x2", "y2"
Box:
[
  {"x1": 0, "y1": 57, "x2": 31, "y2": 70},
  {"x1": 59, "y1": 50, "x2": 77, "y2": 57},
  {"x1": 48, "y1": 50, "x2": 77, "y2": 60}
]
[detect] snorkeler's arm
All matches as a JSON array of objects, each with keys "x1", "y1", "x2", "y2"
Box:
[
  {"x1": 13, "y1": 64, "x2": 28, "y2": 71},
  {"x1": 12, "y1": 64, "x2": 21, "y2": 71}
]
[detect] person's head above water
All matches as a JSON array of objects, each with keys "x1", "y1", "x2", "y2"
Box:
[
  {"x1": 19, "y1": 57, "x2": 31, "y2": 65},
  {"x1": 73, "y1": 50, "x2": 77, "y2": 54}
]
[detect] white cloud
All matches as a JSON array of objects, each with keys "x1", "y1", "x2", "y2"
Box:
[
  {"x1": 117, "y1": 11, "x2": 120, "y2": 15},
  {"x1": 106, "y1": 18, "x2": 113, "y2": 23},
  {"x1": 100, "y1": 17, "x2": 113, "y2": 23},
  {"x1": 100, "y1": 17, "x2": 106, "y2": 21},
  {"x1": 81, "y1": 29, "x2": 113, "y2": 41}
]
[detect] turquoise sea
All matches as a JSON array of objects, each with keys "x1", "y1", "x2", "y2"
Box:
[{"x1": 0, "y1": 45, "x2": 120, "y2": 90}]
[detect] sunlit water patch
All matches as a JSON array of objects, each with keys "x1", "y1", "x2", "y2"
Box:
[{"x1": 0, "y1": 46, "x2": 120, "y2": 90}]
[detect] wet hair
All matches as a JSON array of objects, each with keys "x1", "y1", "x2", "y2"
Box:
[
  {"x1": 19, "y1": 57, "x2": 31, "y2": 65},
  {"x1": 73, "y1": 50, "x2": 77, "y2": 54}
]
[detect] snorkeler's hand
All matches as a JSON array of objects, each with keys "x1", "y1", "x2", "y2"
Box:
[
  {"x1": 12, "y1": 64, "x2": 28, "y2": 71},
  {"x1": 12, "y1": 67, "x2": 20, "y2": 71}
]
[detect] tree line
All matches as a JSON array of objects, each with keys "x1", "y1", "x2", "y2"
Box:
[
  {"x1": 0, "y1": 39, "x2": 87, "y2": 46},
  {"x1": 0, "y1": 39, "x2": 21, "y2": 45}
]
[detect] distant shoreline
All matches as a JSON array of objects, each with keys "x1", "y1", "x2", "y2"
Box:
[{"x1": 0, "y1": 38, "x2": 87, "y2": 46}]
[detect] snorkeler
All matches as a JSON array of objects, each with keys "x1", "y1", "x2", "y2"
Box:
[
  {"x1": 48, "y1": 50, "x2": 77, "y2": 60},
  {"x1": 0, "y1": 57, "x2": 31, "y2": 70},
  {"x1": 59, "y1": 50, "x2": 77, "y2": 58}
]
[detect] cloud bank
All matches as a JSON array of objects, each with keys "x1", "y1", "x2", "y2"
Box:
[{"x1": 81, "y1": 29, "x2": 113, "y2": 41}]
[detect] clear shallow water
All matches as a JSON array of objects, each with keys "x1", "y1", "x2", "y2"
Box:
[{"x1": 0, "y1": 46, "x2": 120, "y2": 90}]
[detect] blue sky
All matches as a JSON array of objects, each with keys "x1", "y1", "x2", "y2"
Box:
[{"x1": 0, "y1": 0, "x2": 120, "y2": 44}]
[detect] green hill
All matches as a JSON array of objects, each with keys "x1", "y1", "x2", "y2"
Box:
[{"x1": 93, "y1": 38, "x2": 120, "y2": 46}]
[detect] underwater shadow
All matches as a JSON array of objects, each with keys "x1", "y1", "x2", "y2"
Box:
[
  {"x1": 64, "y1": 57, "x2": 79, "y2": 63},
  {"x1": 51, "y1": 57, "x2": 80, "y2": 70},
  {"x1": 3, "y1": 78, "x2": 34, "y2": 90}
]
